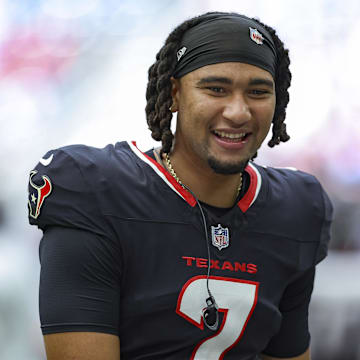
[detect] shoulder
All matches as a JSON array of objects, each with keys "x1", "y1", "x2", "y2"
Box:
[
  {"x1": 256, "y1": 163, "x2": 320, "y2": 189},
  {"x1": 252, "y1": 163, "x2": 333, "y2": 266},
  {"x1": 254, "y1": 163, "x2": 332, "y2": 213},
  {"x1": 30, "y1": 141, "x2": 135, "y2": 177},
  {"x1": 27, "y1": 141, "x2": 137, "y2": 232},
  {"x1": 45, "y1": 141, "x2": 136, "y2": 175}
]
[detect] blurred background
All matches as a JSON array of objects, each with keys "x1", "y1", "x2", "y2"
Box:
[{"x1": 0, "y1": 0, "x2": 359, "y2": 359}]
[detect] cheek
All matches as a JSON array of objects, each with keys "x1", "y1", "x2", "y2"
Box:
[
  {"x1": 252, "y1": 105, "x2": 275, "y2": 142},
  {"x1": 180, "y1": 99, "x2": 208, "y2": 127},
  {"x1": 256, "y1": 102, "x2": 275, "y2": 126}
]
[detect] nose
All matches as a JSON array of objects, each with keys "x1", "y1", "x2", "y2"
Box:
[{"x1": 222, "y1": 94, "x2": 251, "y2": 124}]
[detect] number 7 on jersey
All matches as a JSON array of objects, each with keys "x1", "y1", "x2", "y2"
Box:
[{"x1": 176, "y1": 276, "x2": 259, "y2": 360}]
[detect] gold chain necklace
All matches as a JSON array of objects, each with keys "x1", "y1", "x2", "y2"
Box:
[{"x1": 164, "y1": 153, "x2": 243, "y2": 197}]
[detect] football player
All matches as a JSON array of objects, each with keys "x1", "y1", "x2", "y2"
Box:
[{"x1": 28, "y1": 12, "x2": 333, "y2": 360}]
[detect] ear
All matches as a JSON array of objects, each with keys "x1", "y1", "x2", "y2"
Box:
[{"x1": 170, "y1": 77, "x2": 180, "y2": 113}]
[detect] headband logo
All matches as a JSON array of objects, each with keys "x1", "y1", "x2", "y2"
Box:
[
  {"x1": 177, "y1": 46, "x2": 187, "y2": 61},
  {"x1": 249, "y1": 27, "x2": 264, "y2": 45}
]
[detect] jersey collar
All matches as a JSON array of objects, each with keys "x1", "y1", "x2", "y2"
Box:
[{"x1": 128, "y1": 141, "x2": 262, "y2": 213}]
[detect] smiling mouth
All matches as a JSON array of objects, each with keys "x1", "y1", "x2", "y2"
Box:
[{"x1": 213, "y1": 130, "x2": 251, "y2": 142}]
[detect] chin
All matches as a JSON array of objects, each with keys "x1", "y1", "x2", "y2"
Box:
[{"x1": 207, "y1": 156, "x2": 250, "y2": 175}]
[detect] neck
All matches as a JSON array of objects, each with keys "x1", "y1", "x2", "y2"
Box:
[{"x1": 161, "y1": 149, "x2": 243, "y2": 208}]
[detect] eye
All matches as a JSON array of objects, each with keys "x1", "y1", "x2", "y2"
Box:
[
  {"x1": 249, "y1": 89, "x2": 272, "y2": 97},
  {"x1": 251, "y1": 89, "x2": 267, "y2": 95},
  {"x1": 206, "y1": 86, "x2": 225, "y2": 94}
]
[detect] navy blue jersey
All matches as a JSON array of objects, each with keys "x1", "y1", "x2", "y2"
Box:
[{"x1": 28, "y1": 141, "x2": 333, "y2": 359}]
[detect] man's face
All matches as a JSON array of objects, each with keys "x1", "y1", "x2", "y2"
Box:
[{"x1": 171, "y1": 62, "x2": 276, "y2": 174}]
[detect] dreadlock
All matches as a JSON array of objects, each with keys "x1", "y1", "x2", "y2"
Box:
[
  {"x1": 253, "y1": 17, "x2": 291, "y2": 148},
  {"x1": 145, "y1": 12, "x2": 291, "y2": 155}
]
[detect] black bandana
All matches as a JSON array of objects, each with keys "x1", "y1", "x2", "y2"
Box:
[{"x1": 173, "y1": 14, "x2": 277, "y2": 79}]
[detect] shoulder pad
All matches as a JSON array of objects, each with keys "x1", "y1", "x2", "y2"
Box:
[
  {"x1": 257, "y1": 165, "x2": 334, "y2": 268},
  {"x1": 27, "y1": 145, "x2": 113, "y2": 236}
]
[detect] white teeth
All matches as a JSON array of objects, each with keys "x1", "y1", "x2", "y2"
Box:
[{"x1": 214, "y1": 130, "x2": 246, "y2": 139}]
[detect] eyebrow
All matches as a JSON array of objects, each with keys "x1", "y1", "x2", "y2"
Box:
[
  {"x1": 196, "y1": 76, "x2": 274, "y2": 88},
  {"x1": 248, "y1": 78, "x2": 274, "y2": 88},
  {"x1": 196, "y1": 76, "x2": 233, "y2": 86}
]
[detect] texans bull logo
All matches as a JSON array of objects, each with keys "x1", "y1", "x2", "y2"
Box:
[{"x1": 28, "y1": 170, "x2": 52, "y2": 219}]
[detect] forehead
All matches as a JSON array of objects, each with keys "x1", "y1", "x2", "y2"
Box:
[{"x1": 182, "y1": 62, "x2": 274, "y2": 84}]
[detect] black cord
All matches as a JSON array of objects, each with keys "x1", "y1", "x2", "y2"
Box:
[
  {"x1": 181, "y1": 184, "x2": 219, "y2": 331},
  {"x1": 182, "y1": 185, "x2": 213, "y2": 298}
]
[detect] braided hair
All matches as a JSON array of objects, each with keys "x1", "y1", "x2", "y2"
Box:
[{"x1": 145, "y1": 12, "x2": 291, "y2": 156}]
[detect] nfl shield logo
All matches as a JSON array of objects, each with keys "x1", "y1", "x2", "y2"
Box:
[
  {"x1": 211, "y1": 224, "x2": 230, "y2": 250},
  {"x1": 249, "y1": 27, "x2": 264, "y2": 45}
]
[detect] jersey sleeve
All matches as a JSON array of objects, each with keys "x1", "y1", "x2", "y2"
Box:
[
  {"x1": 39, "y1": 226, "x2": 121, "y2": 335},
  {"x1": 315, "y1": 185, "x2": 333, "y2": 264},
  {"x1": 261, "y1": 267, "x2": 315, "y2": 357},
  {"x1": 28, "y1": 146, "x2": 123, "y2": 335},
  {"x1": 260, "y1": 170, "x2": 333, "y2": 356}
]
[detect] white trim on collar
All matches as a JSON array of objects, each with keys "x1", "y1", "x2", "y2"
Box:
[
  {"x1": 128, "y1": 141, "x2": 262, "y2": 212},
  {"x1": 128, "y1": 141, "x2": 196, "y2": 206}
]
